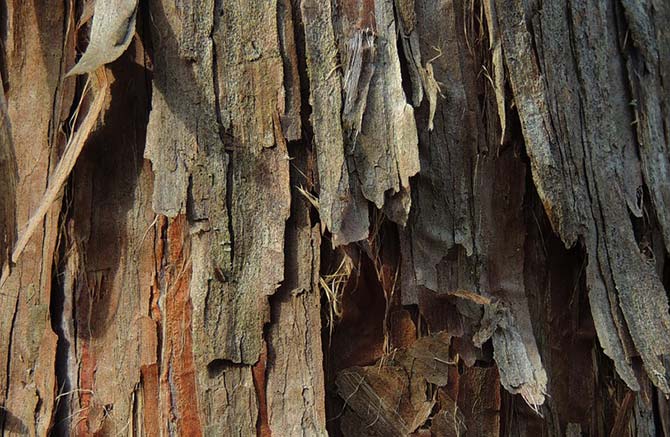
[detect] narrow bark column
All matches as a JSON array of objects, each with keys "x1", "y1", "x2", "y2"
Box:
[
  {"x1": 266, "y1": 142, "x2": 327, "y2": 436},
  {"x1": 0, "y1": 2, "x2": 74, "y2": 434},
  {"x1": 209, "y1": 0, "x2": 290, "y2": 367},
  {"x1": 0, "y1": 82, "x2": 14, "y2": 269},
  {"x1": 301, "y1": 0, "x2": 369, "y2": 245},
  {"x1": 145, "y1": 0, "x2": 292, "y2": 433},
  {"x1": 144, "y1": 1, "x2": 238, "y2": 434},
  {"x1": 62, "y1": 52, "x2": 154, "y2": 435}
]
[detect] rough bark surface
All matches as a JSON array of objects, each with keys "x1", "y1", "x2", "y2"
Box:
[{"x1": 0, "y1": 0, "x2": 668, "y2": 436}]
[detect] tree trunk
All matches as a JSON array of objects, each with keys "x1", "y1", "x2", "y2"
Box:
[{"x1": 0, "y1": 0, "x2": 668, "y2": 436}]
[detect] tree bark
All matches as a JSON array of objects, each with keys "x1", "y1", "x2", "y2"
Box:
[{"x1": 0, "y1": 0, "x2": 668, "y2": 436}]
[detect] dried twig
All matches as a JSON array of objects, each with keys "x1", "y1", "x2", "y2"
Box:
[{"x1": 0, "y1": 69, "x2": 108, "y2": 288}]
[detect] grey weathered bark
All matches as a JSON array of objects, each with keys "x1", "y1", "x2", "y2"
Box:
[{"x1": 0, "y1": 0, "x2": 668, "y2": 436}]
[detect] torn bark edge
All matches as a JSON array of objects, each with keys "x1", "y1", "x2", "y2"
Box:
[{"x1": 472, "y1": 299, "x2": 547, "y2": 411}]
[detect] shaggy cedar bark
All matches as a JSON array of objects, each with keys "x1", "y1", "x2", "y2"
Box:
[{"x1": 0, "y1": 1, "x2": 668, "y2": 436}]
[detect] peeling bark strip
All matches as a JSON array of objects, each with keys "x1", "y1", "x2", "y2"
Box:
[
  {"x1": 209, "y1": 0, "x2": 291, "y2": 365},
  {"x1": 619, "y1": 0, "x2": 670, "y2": 253},
  {"x1": 341, "y1": 28, "x2": 376, "y2": 136},
  {"x1": 267, "y1": 144, "x2": 327, "y2": 436},
  {"x1": 495, "y1": 0, "x2": 670, "y2": 394},
  {"x1": 334, "y1": 0, "x2": 420, "y2": 226},
  {"x1": 145, "y1": 0, "x2": 221, "y2": 218},
  {"x1": 399, "y1": 0, "x2": 547, "y2": 408},
  {"x1": 482, "y1": 0, "x2": 506, "y2": 143},
  {"x1": 400, "y1": 0, "x2": 478, "y2": 299},
  {"x1": 474, "y1": 302, "x2": 546, "y2": 408},
  {"x1": 147, "y1": 0, "x2": 290, "y2": 369},
  {"x1": 145, "y1": 0, "x2": 291, "y2": 430},
  {"x1": 277, "y1": 0, "x2": 302, "y2": 142},
  {"x1": 301, "y1": 0, "x2": 369, "y2": 245},
  {"x1": 266, "y1": 228, "x2": 327, "y2": 436},
  {"x1": 302, "y1": 0, "x2": 421, "y2": 244}
]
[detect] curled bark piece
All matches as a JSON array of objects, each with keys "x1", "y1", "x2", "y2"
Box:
[
  {"x1": 66, "y1": 0, "x2": 139, "y2": 76},
  {"x1": 336, "y1": 365, "x2": 435, "y2": 435}
]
